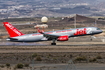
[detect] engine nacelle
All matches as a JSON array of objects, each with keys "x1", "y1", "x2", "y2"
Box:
[{"x1": 57, "y1": 35, "x2": 68, "y2": 41}]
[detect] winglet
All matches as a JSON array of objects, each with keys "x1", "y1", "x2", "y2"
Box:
[
  {"x1": 36, "y1": 27, "x2": 44, "y2": 33},
  {"x1": 3, "y1": 22, "x2": 24, "y2": 37}
]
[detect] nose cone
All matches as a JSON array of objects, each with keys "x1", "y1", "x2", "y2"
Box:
[{"x1": 92, "y1": 29, "x2": 103, "y2": 34}]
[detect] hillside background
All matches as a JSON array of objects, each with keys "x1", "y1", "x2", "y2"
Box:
[{"x1": 0, "y1": 0, "x2": 105, "y2": 18}]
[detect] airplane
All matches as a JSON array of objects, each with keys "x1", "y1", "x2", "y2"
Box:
[{"x1": 3, "y1": 22, "x2": 103, "y2": 45}]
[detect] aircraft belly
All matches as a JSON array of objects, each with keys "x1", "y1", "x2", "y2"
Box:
[
  {"x1": 17, "y1": 35, "x2": 44, "y2": 42},
  {"x1": 25, "y1": 36, "x2": 44, "y2": 42}
]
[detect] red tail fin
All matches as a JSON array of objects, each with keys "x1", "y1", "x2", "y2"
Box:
[{"x1": 3, "y1": 22, "x2": 24, "y2": 37}]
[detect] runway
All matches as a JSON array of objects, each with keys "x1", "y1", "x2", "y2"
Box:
[
  {"x1": 0, "y1": 40, "x2": 105, "y2": 46},
  {"x1": 0, "y1": 44, "x2": 104, "y2": 53},
  {"x1": 0, "y1": 44, "x2": 105, "y2": 46}
]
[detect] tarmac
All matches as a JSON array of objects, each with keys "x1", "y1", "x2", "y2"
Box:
[{"x1": 29, "y1": 63, "x2": 105, "y2": 70}]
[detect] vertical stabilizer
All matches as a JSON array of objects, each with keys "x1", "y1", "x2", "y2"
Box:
[{"x1": 3, "y1": 22, "x2": 24, "y2": 37}]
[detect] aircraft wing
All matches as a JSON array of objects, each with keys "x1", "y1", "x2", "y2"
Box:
[
  {"x1": 37, "y1": 28, "x2": 70, "y2": 40},
  {"x1": 41, "y1": 32, "x2": 70, "y2": 40},
  {"x1": 43, "y1": 33, "x2": 60, "y2": 39}
]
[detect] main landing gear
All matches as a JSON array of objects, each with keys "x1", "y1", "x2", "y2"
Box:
[{"x1": 51, "y1": 39, "x2": 56, "y2": 45}]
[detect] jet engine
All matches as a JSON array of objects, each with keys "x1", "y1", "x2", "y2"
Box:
[{"x1": 57, "y1": 35, "x2": 68, "y2": 41}]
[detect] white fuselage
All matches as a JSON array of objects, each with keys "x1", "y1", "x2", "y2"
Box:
[{"x1": 9, "y1": 27, "x2": 103, "y2": 42}]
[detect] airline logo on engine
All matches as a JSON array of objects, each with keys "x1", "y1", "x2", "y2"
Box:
[
  {"x1": 74, "y1": 28, "x2": 87, "y2": 35},
  {"x1": 5, "y1": 23, "x2": 22, "y2": 36}
]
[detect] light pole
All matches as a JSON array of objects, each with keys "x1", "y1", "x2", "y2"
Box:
[
  {"x1": 74, "y1": 14, "x2": 77, "y2": 28},
  {"x1": 94, "y1": 18, "x2": 97, "y2": 27},
  {"x1": 66, "y1": 55, "x2": 77, "y2": 70}
]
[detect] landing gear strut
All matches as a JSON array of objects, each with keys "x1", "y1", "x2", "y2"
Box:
[{"x1": 51, "y1": 39, "x2": 56, "y2": 45}]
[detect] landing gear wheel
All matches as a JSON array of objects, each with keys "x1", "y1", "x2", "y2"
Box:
[{"x1": 51, "y1": 43, "x2": 56, "y2": 45}]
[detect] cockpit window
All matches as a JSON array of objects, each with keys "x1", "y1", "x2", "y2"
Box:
[{"x1": 97, "y1": 28, "x2": 100, "y2": 30}]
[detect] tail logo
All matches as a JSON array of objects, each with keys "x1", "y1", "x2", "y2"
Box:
[{"x1": 5, "y1": 23, "x2": 22, "y2": 36}]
